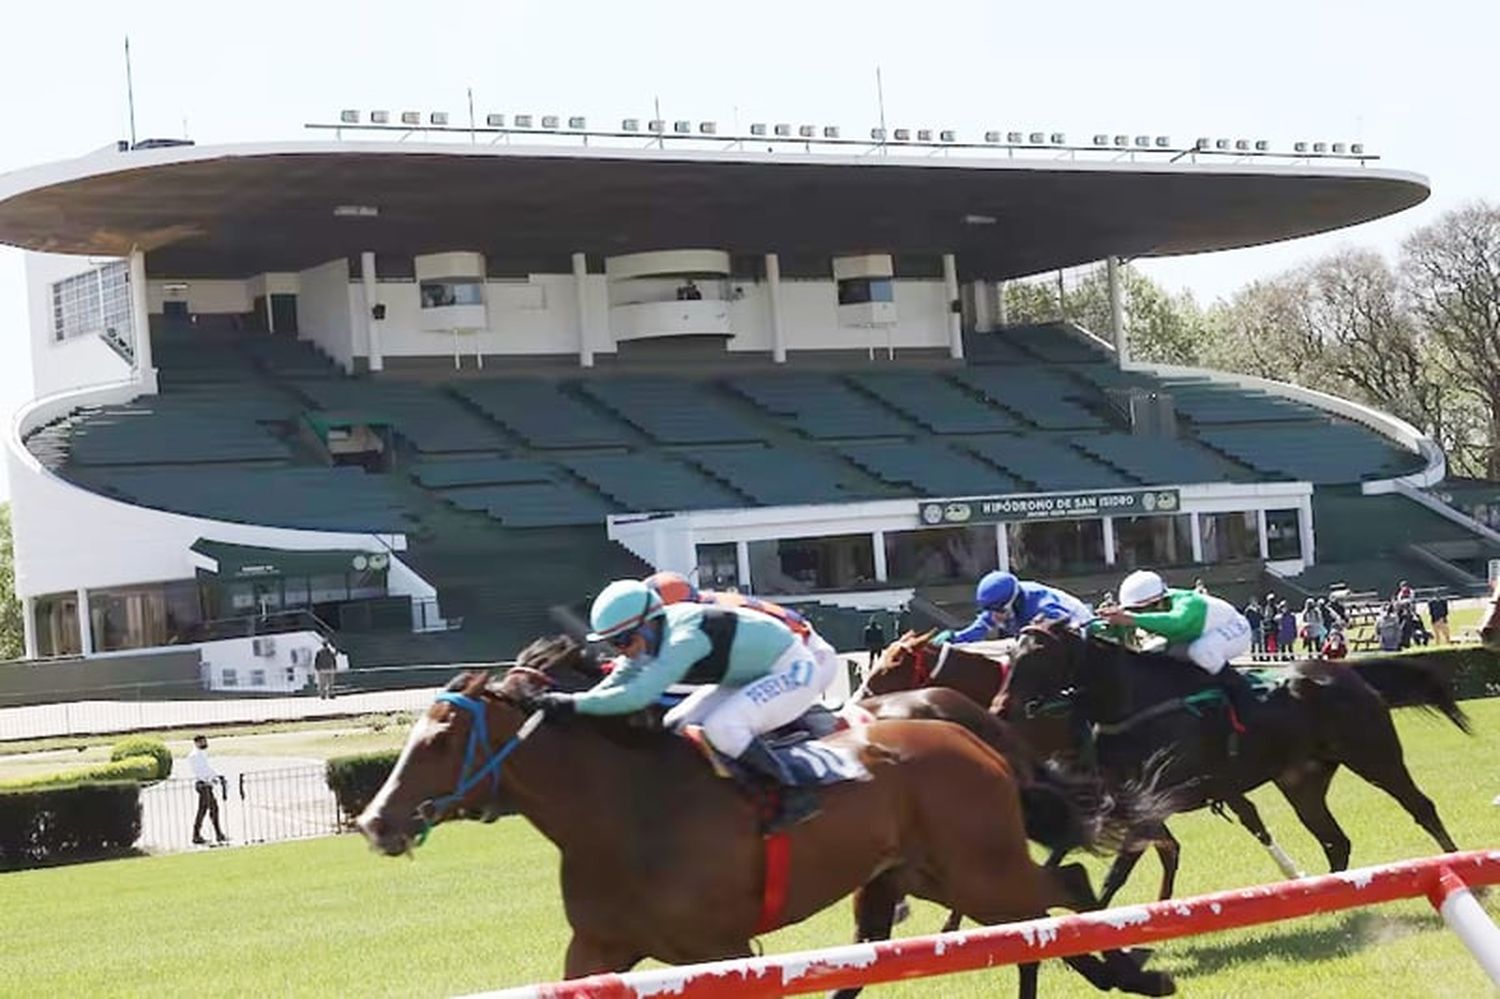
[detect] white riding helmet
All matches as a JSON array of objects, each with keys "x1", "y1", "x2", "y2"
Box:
[{"x1": 1119, "y1": 569, "x2": 1169, "y2": 610}]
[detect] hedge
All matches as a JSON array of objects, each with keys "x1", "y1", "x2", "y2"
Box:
[
  {"x1": 0, "y1": 756, "x2": 158, "y2": 791},
  {"x1": 325, "y1": 750, "x2": 400, "y2": 824},
  {"x1": 110, "y1": 736, "x2": 173, "y2": 780},
  {"x1": 0, "y1": 782, "x2": 141, "y2": 869}
]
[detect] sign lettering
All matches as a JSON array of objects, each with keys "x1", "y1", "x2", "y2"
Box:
[{"x1": 918, "y1": 488, "x2": 1181, "y2": 526}]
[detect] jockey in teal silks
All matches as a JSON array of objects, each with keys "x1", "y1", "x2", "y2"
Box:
[
  {"x1": 950, "y1": 570, "x2": 1094, "y2": 643},
  {"x1": 529, "y1": 578, "x2": 835, "y2": 831},
  {"x1": 1097, "y1": 569, "x2": 1257, "y2": 723}
]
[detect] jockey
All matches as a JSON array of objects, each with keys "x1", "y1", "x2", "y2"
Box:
[
  {"x1": 950, "y1": 570, "x2": 1093, "y2": 643},
  {"x1": 530, "y1": 578, "x2": 834, "y2": 831},
  {"x1": 643, "y1": 571, "x2": 843, "y2": 699},
  {"x1": 1098, "y1": 569, "x2": 1256, "y2": 722}
]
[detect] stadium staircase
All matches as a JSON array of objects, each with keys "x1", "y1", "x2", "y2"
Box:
[{"x1": 21, "y1": 319, "x2": 1467, "y2": 670}]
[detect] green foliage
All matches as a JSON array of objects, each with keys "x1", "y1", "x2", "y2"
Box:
[
  {"x1": 0, "y1": 504, "x2": 23, "y2": 660},
  {"x1": 0, "y1": 756, "x2": 158, "y2": 791},
  {"x1": 324, "y1": 749, "x2": 400, "y2": 823},
  {"x1": 0, "y1": 781, "x2": 141, "y2": 869},
  {"x1": 109, "y1": 736, "x2": 174, "y2": 780}
]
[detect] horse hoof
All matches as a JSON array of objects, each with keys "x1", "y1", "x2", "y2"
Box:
[
  {"x1": 892, "y1": 899, "x2": 912, "y2": 925},
  {"x1": 1125, "y1": 947, "x2": 1155, "y2": 968},
  {"x1": 1123, "y1": 970, "x2": 1176, "y2": 997}
]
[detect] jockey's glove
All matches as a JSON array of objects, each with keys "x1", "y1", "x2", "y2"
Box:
[{"x1": 531, "y1": 692, "x2": 577, "y2": 720}]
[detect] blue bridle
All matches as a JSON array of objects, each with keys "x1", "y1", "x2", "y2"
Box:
[{"x1": 414, "y1": 691, "x2": 543, "y2": 845}]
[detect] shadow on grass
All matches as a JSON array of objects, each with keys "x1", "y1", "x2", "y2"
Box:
[{"x1": 1163, "y1": 909, "x2": 1439, "y2": 978}]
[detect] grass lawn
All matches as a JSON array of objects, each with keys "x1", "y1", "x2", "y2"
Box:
[{"x1": 2, "y1": 702, "x2": 1498, "y2": 997}]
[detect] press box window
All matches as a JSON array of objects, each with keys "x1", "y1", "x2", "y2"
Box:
[
  {"x1": 419, "y1": 279, "x2": 484, "y2": 308},
  {"x1": 836, "y1": 277, "x2": 894, "y2": 306}
]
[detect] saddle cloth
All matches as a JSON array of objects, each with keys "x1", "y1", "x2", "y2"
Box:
[{"x1": 682, "y1": 702, "x2": 875, "y2": 787}]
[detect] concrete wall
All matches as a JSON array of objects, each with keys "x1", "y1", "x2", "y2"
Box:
[
  {"x1": 197, "y1": 630, "x2": 348, "y2": 693},
  {"x1": 297, "y1": 259, "x2": 357, "y2": 372},
  {"x1": 24, "y1": 251, "x2": 131, "y2": 398},
  {"x1": 146, "y1": 279, "x2": 252, "y2": 315}
]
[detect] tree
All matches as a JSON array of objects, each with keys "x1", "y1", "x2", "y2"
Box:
[
  {"x1": 1401, "y1": 202, "x2": 1500, "y2": 477},
  {"x1": 0, "y1": 504, "x2": 24, "y2": 660}
]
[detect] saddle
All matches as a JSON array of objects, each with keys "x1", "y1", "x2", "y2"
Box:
[{"x1": 680, "y1": 703, "x2": 875, "y2": 789}]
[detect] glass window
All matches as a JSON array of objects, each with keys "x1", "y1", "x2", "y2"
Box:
[
  {"x1": 33, "y1": 592, "x2": 80, "y2": 657},
  {"x1": 419, "y1": 279, "x2": 484, "y2": 308},
  {"x1": 249, "y1": 669, "x2": 266, "y2": 687},
  {"x1": 1114, "y1": 515, "x2": 1195, "y2": 569},
  {"x1": 1266, "y1": 509, "x2": 1303, "y2": 560},
  {"x1": 1006, "y1": 519, "x2": 1106, "y2": 576},
  {"x1": 884, "y1": 526, "x2": 998, "y2": 586},
  {"x1": 1199, "y1": 511, "x2": 1260, "y2": 564},
  {"x1": 837, "y1": 277, "x2": 894, "y2": 306},
  {"x1": 221, "y1": 668, "x2": 239, "y2": 688},
  {"x1": 89, "y1": 581, "x2": 204, "y2": 652},
  {"x1": 310, "y1": 574, "x2": 350, "y2": 604},
  {"x1": 695, "y1": 543, "x2": 740, "y2": 590},
  {"x1": 348, "y1": 569, "x2": 387, "y2": 601},
  {"x1": 747, "y1": 535, "x2": 876, "y2": 594},
  {"x1": 282, "y1": 576, "x2": 311, "y2": 608}
]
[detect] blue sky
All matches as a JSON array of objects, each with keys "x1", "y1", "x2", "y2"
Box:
[{"x1": 0, "y1": 0, "x2": 1494, "y2": 498}]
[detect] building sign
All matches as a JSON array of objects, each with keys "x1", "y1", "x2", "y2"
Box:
[{"x1": 919, "y1": 488, "x2": 1182, "y2": 525}]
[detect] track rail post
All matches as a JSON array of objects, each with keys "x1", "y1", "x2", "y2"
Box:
[{"x1": 1428, "y1": 864, "x2": 1500, "y2": 986}]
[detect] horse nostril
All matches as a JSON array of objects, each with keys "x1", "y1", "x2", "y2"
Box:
[{"x1": 359, "y1": 814, "x2": 386, "y2": 841}]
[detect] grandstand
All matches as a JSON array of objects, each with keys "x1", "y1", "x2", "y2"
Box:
[{"x1": 0, "y1": 125, "x2": 1487, "y2": 694}]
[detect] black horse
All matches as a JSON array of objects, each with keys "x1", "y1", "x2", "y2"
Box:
[{"x1": 997, "y1": 619, "x2": 1466, "y2": 897}]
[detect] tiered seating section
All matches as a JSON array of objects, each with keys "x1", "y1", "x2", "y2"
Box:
[{"x1": 27, "y1": 321, "x2": 1426, "y2": 541}]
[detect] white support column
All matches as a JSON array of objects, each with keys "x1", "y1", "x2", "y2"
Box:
[
  {"x1": 572, "y1": 252, "x2": 595, "y2": 368},
  {"x1": 1107, "y1": 256, "x2": 1129, "y2": 367},
  {"x1": 736, "y1": 540, "x2": 752, "y2": 592},
  {"x1": 872, "y1": 530, "x2": 889, "y2": 582},
  {"x1": 995, "y1": 280, "x2": 1008, "y2": 327},
  {"x1": 1257, "y1": 509, "x2": 1270, "y2": 560},
  {"x1": 995, "y1": 523, "x2": 1010, "y2": 572},
  {"x1": 361, "y1": 251, "x2": 384, "y2": 373},
  {"x1": 21, "y1": 597, "x2": 36, "y2": 660},
  {"x1": 1189, "y1": 511, "x2": 1204, "y2": 564},
  {"x1": 942, "y1": 253, "x2": 962, "y2": 359},
  {"x1": 128, "y1": 248, "x2": 156, "y2": 391},
  {"x1": 1300, "y1": 495, "x2": 1317, "y2": 567},
  {"x1": 966, "y1": 280, "x2": 991, "y2": 333},
  {"x1": 766, "y1": 253, "x2": 786, "y2": 364},
  {"x1": 76, "y1": 588, "x2": 93, "y2": 656},
  {"x1": 1103, "y1": 517, "x2": 1117, "y2": 566}
]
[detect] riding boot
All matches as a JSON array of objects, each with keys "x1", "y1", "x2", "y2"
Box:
[
  {"x1": 1215, "y1": 668, "x2": 1255, "y2": 756},
  {"x1": 736, "y1": 737, "x2": 821, "y2": 834}
]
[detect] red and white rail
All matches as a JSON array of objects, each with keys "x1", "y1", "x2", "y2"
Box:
[{"x1": 476, "y1": 849, "x2": 1500, "y2": 998}]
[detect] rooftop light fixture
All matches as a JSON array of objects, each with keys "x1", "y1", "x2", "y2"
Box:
[
  {"x1": 334, "y1": 205, "x2": 379, "y2": 218},
  {"x1": 1351, "y1": 142, "x2": 1365, "y2": 154},
  {"x1": 1254, "y1": 139, "x2": 1269, "y2": 152},
  {"x1": 916, "y1": 128, "x2": 933, "y2": 141},
  {"x1": 568, "y1": 116, "x2": 587, "y2": 130},
  {"x1": 870, "y1": 127, "x2": 886, "y2": 140},
  {"x1": 963, "y1": 213, "x2": 997, "y2": 225},
  {"x1": 486, "y1": 113, "x2": 505, "y2": 127},
  {"x1": 798, "y1": 125, "x2": 816, "y2": 138},
  {"x1": 340, "y1": 110, "x2": 360, "y2": 124},
  {"x1": 773, "y1": 123, "x2": 791, "y2": 137},
  {"x1": 1114, "y1": 135, "x2": 1129, "y2": 147},
  {"x1": 939, "y1": 129, "x2": 957, "y2": 142},
  {"x1": 893, "y1": 128, "x2": 911, "y2": 141},
  {"x1": 1094, "y1": 134, "x2": 1110, "y2": 146},
  {"x1": 985, "y1": 131, "x2": 1003, "y2": 143},
  {"x1": 673, "y1": 120, "x2": 691, "y2": 133},
  {"x1": 400, "y1": 111, "x2": 420, "y2": 126},
  {"x1": 1332, "y1": 142, "x2": 1347, "y2": 153},
  {"x1": 515, "y1": 114, "x2": 534, "y2": 128},
  {"x1": 647, "y1": 119, "x2": 665, "y2": 132},
  {"x1": 621, "y1": 118, "x2": 639, "y2": 131},
  {"x1": 1313, "y1": 141, "x2": 1328, "y2": 153},
  {"x1": 1030, "y1": 132, "x2": 1046, "y2": 144},
  {"x1": 823, "y1": 126, "x2": 840, "y2": 139},
  {"x1": 1051, "y1": 132, "x2": 1066, "y2": 144},
  {"x1": 1234, "y1": 139, "x2": 1249, "y2": 151},
  {"x1": 699, "y1": 121, "x2": 717, "y2": 135},
  {"x1": 751, "y1": 123, "x2": 769, "y2": 136},
  {"x1": 1154, "y1": 136, "x2": 1170, "y2": 148},
  {"x1": 1294, "y1": 141, "x2": 1309, "y2": 152},
  {"x1": 1006, "y1": 131, "x2": 1023, "y2": 143},
  {"x1": 1195, "y1": 137, "x2": 1211, "y2": 149},
  {"x1": 1214, "y1": 138, "x2": 1229, "y2": 150},
  {"x1": 430, "y1": 112, "x2": 449, "y2": 126},
  {"x1": 370, "y1": 110, "x2": 390, "y2": 124},
  {"x1": 540, "y1": 115, "x2": 560, "y2": 129}
]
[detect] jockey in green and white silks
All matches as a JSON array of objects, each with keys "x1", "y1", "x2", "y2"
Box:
[
  {"x1": 1099, "y1": 569, "x2": 1257, "y2": 721},
  {"x1": 529, "y1": 578, "x2": 834, "y2": 829}
]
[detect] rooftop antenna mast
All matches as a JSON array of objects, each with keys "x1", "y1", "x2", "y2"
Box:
[
  {"x1": 875, "y1": 66, "x2": 888, "y2": 157},
  {"x1": 124, "y1": 36, "x2": 138, "y2": 148},
  {"x1": 467, "y1": 87, "x2": 476, "y2": 143}
]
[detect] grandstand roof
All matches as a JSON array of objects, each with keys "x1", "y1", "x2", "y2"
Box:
[{"x1": 0, "y1": 141, "x2": 1428, "y2": 280}]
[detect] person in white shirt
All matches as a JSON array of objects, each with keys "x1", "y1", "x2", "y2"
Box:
[{"x1": 188, "y1": 735, "x2": 228, "y2": 845}]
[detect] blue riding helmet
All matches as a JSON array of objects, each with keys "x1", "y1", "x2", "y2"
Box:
[
  {"x1": 587, "y1": 579, "x2": 666, "y2": 642},
  {"x1": 975, "y1": 570, "x2": 1020, "y2": 614}
]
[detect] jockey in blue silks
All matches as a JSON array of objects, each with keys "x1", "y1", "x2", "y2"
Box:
[{"x1": 950, "y1": 570, "x2": 1093, "y2": 643}]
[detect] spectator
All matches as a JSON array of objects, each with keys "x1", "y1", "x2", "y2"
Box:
[
  {"x1": 1301, "y1": 598, "x2": 1326, "y2": 655},
  {"x1": 1244, "y1": 598, "x2": 1265, "y2": 655},
  {"x1": 1321, "y1": 626, "x2": 1348, "y2": 660},
  {"x1": 676, "y1": 280, "x2": 703, "y2": 301},
  {"x1": 1327, "y1": 591, "x2": 1348, "y2": 630},
  {"x1": 1262, "y1": 596, "x2": 1280, "y2": 656},
  {"x1": 1397, "y1": 601, "x2": 1418, "y2": 650},
  {"x1": 1410, "y1": 615, "x2": 1432, "y2": 647},
  {"x1": 314, "y1": 639, "x2": 339, "y2": 700},
  {"x1": 1428, "y1": 595, "x2": 1451, "y2": 646},
  {"x1": 863, "y1": 615, "x2": 886, "y2": 661},
  {"x1": 1394, "y1": 579, "x2": 1415, "y2": 605},
  {"x1": 1193, "y1": 578, "x2": 1208, "y2": 594},
  {"x1": 1277, "y1": 601, "x2": 1297, "y2": 660},
  {"x1": 1376, "y1": 604, "x2": 1403, "y2": 652},
  {"x1": 188, "y1": 735, "x2": 229, "y2": 846}
]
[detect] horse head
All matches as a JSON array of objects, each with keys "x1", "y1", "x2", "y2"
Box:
[
  {"x1": 1479, "y1": 578, "x2": 1500, "y2": 650},
  {"x1": 356, "y1": 636, "x2": 599, "y2": 857},
  {"x1": 863, "y1": 629, "x2": 939, "y2": 696}
]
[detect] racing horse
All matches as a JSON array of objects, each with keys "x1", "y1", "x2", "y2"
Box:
[
  {"x1": 998, "y1": 618, "x2": 1466, "y2": 893},
  {"x1": 861, "y1": 629, "x2": 1014, "y2": 705},
  {"x1": 356, "y1": 636, "x2": 1175, "y2": 998}
]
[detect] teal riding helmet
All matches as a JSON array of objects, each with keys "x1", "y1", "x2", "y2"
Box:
[{"x1": 587, "y1": 579, "x2": 666, "y2": 642}]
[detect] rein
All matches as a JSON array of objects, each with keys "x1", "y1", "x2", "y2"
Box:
[
  {"x1": 1092, "y1": 688, "x2": 1228, "y2": 737},
  {"x1": 414, "y1": 691, "x2": 544, "y2": 847}
]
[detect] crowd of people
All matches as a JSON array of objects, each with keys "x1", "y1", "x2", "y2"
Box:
[{"x1": 1241, "y1": 580, "x2": 1450, "y2": 659}]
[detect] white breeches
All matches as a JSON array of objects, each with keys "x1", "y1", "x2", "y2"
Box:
[
  {"x1": 1181, "y1": 615, "x2": 1254, "y2": 674},
  {"x1": 663, "y1": 640, "x2": 836, "y2": 758}
]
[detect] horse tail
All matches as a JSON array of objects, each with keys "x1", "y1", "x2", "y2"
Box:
[
  {"x1": 1020, "y1": 756, "x2": 1177, "y2": 856},
  {"x1": 1349, "y1": 654, "x2": 1472, "y2": 735}
]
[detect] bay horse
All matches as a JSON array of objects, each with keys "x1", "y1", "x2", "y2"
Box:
[
  {"x1": 862, "y1": 629, "x2": 1013, "y2": 706},
  {"x1": 356, "y1": 636, "x2": 1175, "y2": 998},
  {"x1": 998, "y1": 619, "x2": 1466, "y2": 890}
]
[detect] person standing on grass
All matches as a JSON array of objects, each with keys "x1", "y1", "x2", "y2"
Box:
[
  {"x1": 1428, "y1": 595, "x2": 1451, "y2": 646},
  {"x1": 1277, "y1": 600, "x2": 1297, "y2": 660},
  {"x1": 314, "y1": 639, "x2": 339, "y2": 700},
  {"x1": 189, "y1": 735, "x2": 229, "y2": 846}
]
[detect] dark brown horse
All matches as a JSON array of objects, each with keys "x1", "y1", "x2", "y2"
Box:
[
  {"x1": 356, "y1": 637, "x2": 1174, "y2": 998},
  {"x1": 998, "y1": 619, "x2": 1465, "y2": 889}
]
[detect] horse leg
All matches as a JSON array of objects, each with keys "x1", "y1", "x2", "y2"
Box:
[
  {"x1": 830, "y1": 872, "x2": 902, "y2": 999},
  {"x1": 1098, "y1": 840, "x2": 1148, "y2": 907},
  {"x1": 1153, "y1": 824, "x2": 1181, "y2": 901},
  {"x1": 1221, "y1": 793, "x2": 1305, "y2": 879},
  {"x1": 1340, "y1": 742, "x2": 1459, "y2": 855},
  {"x1": 1274, "y1": 760, "x2": 1351, "y2": 871},
  {"x1": 562, "y1": 933, "x2": 642, "y2": 978}
]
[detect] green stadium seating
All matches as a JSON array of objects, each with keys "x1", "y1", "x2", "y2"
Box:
[
  {"x1": 954, "y1": 367, "x2": 1110, "y2": 430},
  {"x1": 296, "y1": 380, "x2": 505, "y2": 453},
  {"x1": 839, "y1": 441, "x2": 1022, "y2": 496},
  {"x1": 438, "y1": 482, "x2": 618, "y2": 527},
  {"x1": 689, "y1": 447, "x2": 869, "y2": 505},
  {"x1": 728, "y1": 374, "x2": 916, "y2": 438},
  {"x1": 576, "y1": 378, "x2": 767, "y2": 444},
  {"x1": 452, "y1": 381, "x2": 635, "y2": 448},
  {"x1": 1070, "y1": 432, "x2": 1245, "y2": 485},
  {"x1": 560, "y1": 453, "x2": 746, "y2": 511},
  {"x1": 846, "y1": 372, "x2": 1022, "y2": 433},
  {"x1": 412, "y1": 459, "x2": 554, "y2": 489},
  {"x1": 963, "y1": 435, "x2": 1129, "y2": 490},
  {"x1": 1199, "y1": 424, "x2": 1423, "y2": 484}
]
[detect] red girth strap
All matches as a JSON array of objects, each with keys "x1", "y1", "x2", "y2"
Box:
[{"x1": 755, "y1": 831, "x2": 792, "y2": 935}]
